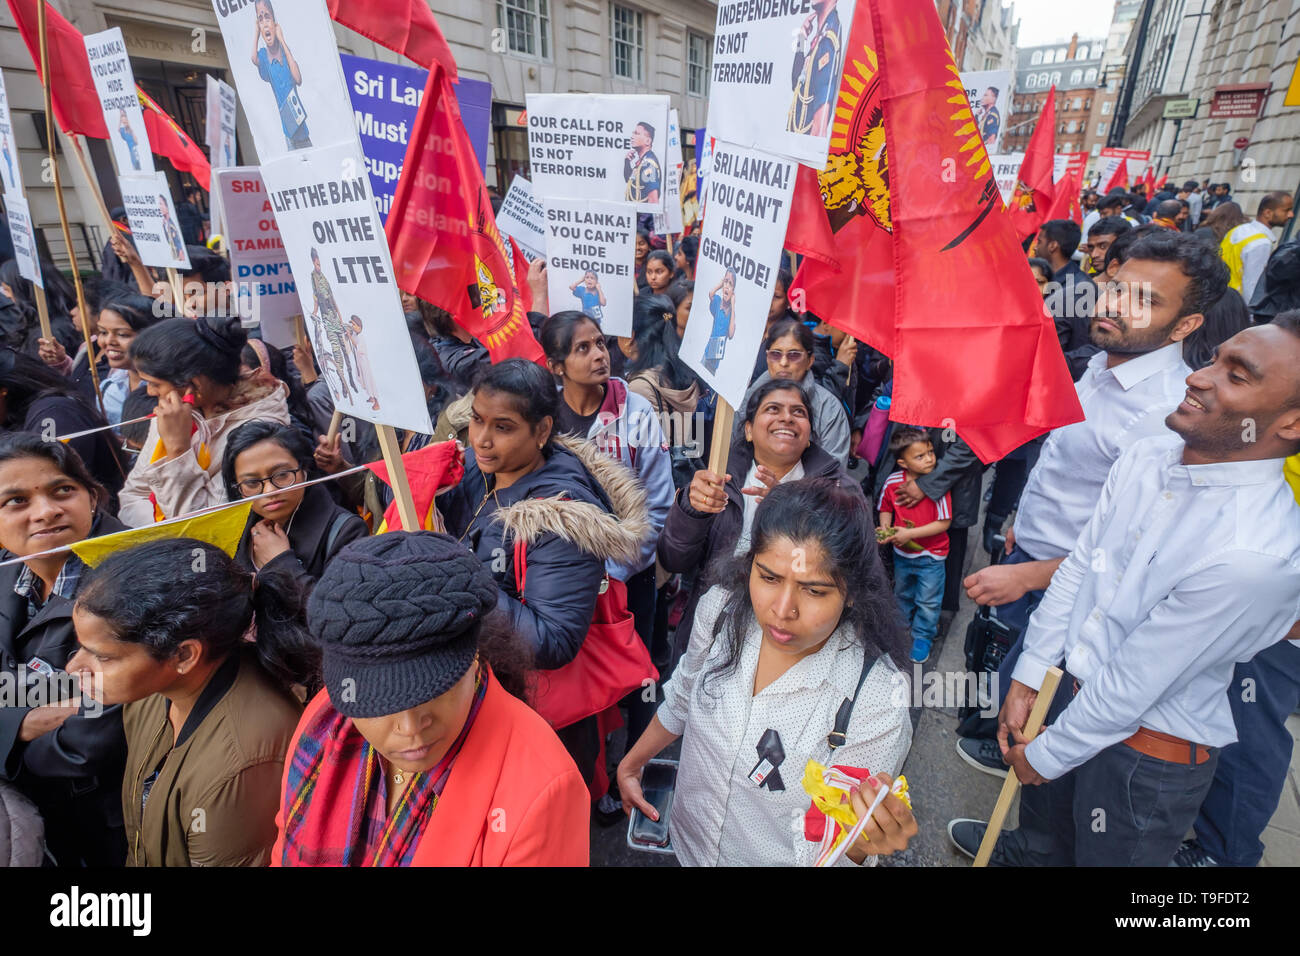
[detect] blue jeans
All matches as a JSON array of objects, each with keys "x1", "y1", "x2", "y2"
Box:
[
  {"x1": 893, "y1": 555, "x2": 945, "y2": 644},
  {"x1": 1193, "y1": 638, "x2": 1300, "y2": 866}
]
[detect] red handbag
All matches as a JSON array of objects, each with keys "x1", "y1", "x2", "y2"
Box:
[{"x1": 514, "y1": 539, "x2": 659, "y2": 729}]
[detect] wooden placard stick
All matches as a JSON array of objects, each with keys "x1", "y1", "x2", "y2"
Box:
[
  {"x1": 972, "y1": 665, "x2": 1064, "y2": 867},
  {"x1": 374, "y1": 423, "x2": 420, "y2": 532},
  {"x1": 36, "y1": 9, "x2": 106, "y2": 417},
  {"x1": 326, "y1": 410, "x2": 343, "y2": 443},
  {"x1": 32, "y1": 283, "x2": 53, "y2": 341},
  {"x1": 708, "y1": 398, "x2": 734, "y2": 477},
  {"x1": 167, "y1": 267, "x2": 185, "y2": 315}
]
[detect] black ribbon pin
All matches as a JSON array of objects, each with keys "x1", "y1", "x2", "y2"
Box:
[{"x1": 748, "y1": 728, "x2": 786, "y2": 792}]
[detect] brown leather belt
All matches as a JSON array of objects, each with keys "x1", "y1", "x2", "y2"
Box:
[{"x1": 1123, "y1": 726, "x2": 1211, "y2": 765}]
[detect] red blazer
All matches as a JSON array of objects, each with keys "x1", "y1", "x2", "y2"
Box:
[{"x1": 272, "y1": 669, "x2": 590, "y2": 866}]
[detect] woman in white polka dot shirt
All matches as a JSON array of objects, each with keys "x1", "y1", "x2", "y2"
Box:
[{"x1": 618, "y1": 478, "x2": 917, "y2": 865}]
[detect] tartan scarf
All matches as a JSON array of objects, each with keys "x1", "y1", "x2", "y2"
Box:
[{"x1": 279, "y1": 667, "x2": 487, "y2": 867}]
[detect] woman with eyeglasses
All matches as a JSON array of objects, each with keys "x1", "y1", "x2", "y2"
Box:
[
  {"x1": 222, "y1": 421, "x2": 368, "y2": 613},
  {"x1": 734, "y1": 319, "x2": 851, "y2": 466}
]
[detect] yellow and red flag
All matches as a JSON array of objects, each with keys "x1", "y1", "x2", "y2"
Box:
[
  {"x1": 1045, "y1": 168, "x2": 1083, "y2": 225},
  {"x1": 70, "y1": 501, "x2": 252, "y2": 566},
  {"x1": 1008, "y1": 90, "x2": 1057, "y2": 241},
  {"x1": 790, "y1": 0, "x2": 1082, "y2": 462},
  {"x1": 367, "y1": 440, "x2": 465, "y2": 533},
  {"x1": 386, "y1": 63, "x2": 543, "y2": 364}
]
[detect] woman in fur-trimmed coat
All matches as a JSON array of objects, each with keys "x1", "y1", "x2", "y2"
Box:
[{"x1": 438, "y1": 360, "x2": 652, "y2": 785}]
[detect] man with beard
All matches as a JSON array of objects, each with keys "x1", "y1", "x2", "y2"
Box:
[
  {"x1": 951, "y1": 314, "x2": 1300, "y2": 865},
  {"x1": 952, "y1": 232, "x2": 1218, "y2": 779}
]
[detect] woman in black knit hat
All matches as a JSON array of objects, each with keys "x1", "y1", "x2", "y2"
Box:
[{"x1": 273, "y1": 532, "x2": 590, "y2": 866}]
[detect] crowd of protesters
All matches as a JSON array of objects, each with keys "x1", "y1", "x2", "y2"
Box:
[{"x1": 0, "y1": 171, "x2": 1297, "y2": 869}]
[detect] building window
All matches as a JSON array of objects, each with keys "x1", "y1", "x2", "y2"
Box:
[
  {"x1": 1031, "y1": 50, "x2": 1043, "y2": 65},
  {"x1": 984, "y1": 55, "x2": 998, "y2": 69},
  {"x1": 1101, "y1": 100, "x2": 1112, "y2": 115},
  {"x1": 1077, "y1": 45, "x2": 1089, "y2": 59},
  {"x1": 1096, "y1": 122, "x2": 1108, "y2": 136},
  {"x1": 1106, "y1": 79, "x2": 1116, "y2": 93},
  {"x1": 1085, "y1": 68, "x2": 1097, "y2": 84},
  {"x1": 497, "y1": 0, "x2": 551, "y2": 59},
  {"x1": 1039, "y1": 72, "x2": 1050, "y2": 86},
  {"x1": 1070, "y1": 69, "x2": 1083, "y2": 85},
  {"x1": 1026, "y1": 74, "x2": 1037, "y2": 89},
  {"x1": 610, "y1": 3, "x2": 644, "y2": 82},
  {"x1": 687, "y1": 31, "x2": 710, "y2": 96},
  {"x1": 1056, "y1": 47, "x2": 1066, "y2": 61},
  {"x1": 1051, "y1": 71, "x2": 1061, "y2": 86}
]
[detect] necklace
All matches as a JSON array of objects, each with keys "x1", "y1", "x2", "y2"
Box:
[{"x1": 392, "y1": 765, "x2": 418, "y2": 788}]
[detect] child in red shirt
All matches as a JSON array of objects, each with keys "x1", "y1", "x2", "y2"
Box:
[{"x1": 877, "y1": 427, "x2": 952, "y2": 663}]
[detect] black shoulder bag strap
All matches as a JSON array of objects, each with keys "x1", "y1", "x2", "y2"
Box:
[{"x1": 826, "y1": 648, "x2": 879, "y2": 751}]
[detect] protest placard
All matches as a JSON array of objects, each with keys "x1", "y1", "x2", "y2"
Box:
[
  {"x1": 679, "y1": 141, "x2": 797, "y2": 410},
  {"x1": 119, "y1": 172, "x2": 191, "y2": 270},
  {"x1": 989, "y1": 153, "x2": 1025, "y2": 205},
  {"x1": 544, "y1": 197, "x2": 636, "y2": 337},
  {"x1": 1098, "y1": 147, "x2": 1149, "y2": 187},
  {"x1": 339, "y1": 53, "x2": 492, "y2": 223},
  {"x1": 697, "y1": 132, "x2": 715, "y2": 220},
  {"x1": 0, "y1": 70, "x2": 24, "y2": 197},
  {"x1": 209, "y1": 0, "x2": 355, "y2": 161},
  {"x1": 5, "y1": 195, "x2": 42, "y2": 288},
  {"x1": 214, "y1": 167, "x2": 299, "y2": 346},
  {"x1": 525, "y1": 93, "x2": 670, "y2": 214},
  {"x1": 497, "y1": 176, "x2": 546, "y2": 261},
  {"x1": 260, "y1": 140, "x2": 431, "y2": 434},
  {"x1": 653, "y1": 109, "x2": 685, "y2": 236},
  {"x1": 705, "y1": 0, "x2": 858, "y2": 168},
  {"x1": 205, "y1": 75, "x2": 238, "y2": 170},
  {"x1": 84, "y1": 28, "x2": 153, "y2": 176},
  {"x1": 962, "y1": 69, "x2": 1010, "y2": 153}
]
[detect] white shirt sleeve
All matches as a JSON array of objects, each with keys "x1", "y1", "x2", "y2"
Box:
[
  {"x1": 1012, "y1": 450, "x2": 1126, "y2": 689},
  {"x1": 1240, "y1": 235, "x2": 1272, "y2": 304},
  {"x1": 1026, "y1": 552, "x2": 1300, "y2": 780}
]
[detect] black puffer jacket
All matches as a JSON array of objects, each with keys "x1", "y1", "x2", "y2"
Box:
[
  {"x1": 0, "y1": 513, "x2": 129, "y2": 866},
  {"x1": 441, "y1": 434, "x2": 651, "y2": 670}
]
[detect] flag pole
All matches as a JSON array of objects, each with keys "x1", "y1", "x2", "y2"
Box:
[
  {"x1": 31, "y1": 283, "x2": 52, "y2": 340},
  {"x1": 36, "y1": 0, "x2": 105, "y2": 419},
  {"x1": 972, "y1": 666, "x2": 1063, "y2": 867},
  {"x1": 166, "y1": 266, "x2": 185, "y2": 314},
  {"x1": 374, "y1": 423, "x2": 420, "y2": 531}
]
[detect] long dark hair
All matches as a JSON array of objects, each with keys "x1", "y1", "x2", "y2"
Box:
[
  {"x1": 764, "y1": 317, "x2": 815, "y2": 353},
  {"x1": 702, "y1": 478, "x2": 910, "y2": 694},
  {"x1": 626, "y1": 293, "x2": 698, "y2": 391},
  {"x1": 76, "y1": 537, "x2": 320, "y2": 693},
  {"x1": 221, "y1": 419, "x2": 318, "y2": 501},
  {"x1": 0, "y1": 259, "x2": 76, "y2": 316},
  {"x1": 98, "y1": 292, "x2": 163, "y2": 333},
  {"x1": 130, "y1": 315, "x2": 246, "y2": 387},
  {"x1": 0, "y1": 348, "x2": 103, "y2": 428}
]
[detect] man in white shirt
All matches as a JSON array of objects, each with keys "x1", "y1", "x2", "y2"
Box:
[
  {"x1": 1180, "y1": 181, "x2": 1203, "y2": 229},
  {"x1": 1224, "y1": 191, "x2": 1294, "y2": 305},
  {"x1": 950, "y1": 316, "x2": 1300, "y2": 865}
]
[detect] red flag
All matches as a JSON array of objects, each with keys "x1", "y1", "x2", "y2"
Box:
[
  {"x1": 1103, "y1": 156, "x2": 1129, "y2": 194},
  {"x1": 6, "y1": 0, "x2": 107, "y2": 138},
  {"x1": 386, "y1": 64, "x2": 543, "y2": 364},
  {"x1": 1143, "y1": 165, "x2": 1156, "y2": 194},
  {"x1": 1045, "y1": 168, "x2": 1082, "y2": 224},
  {"x1": 1157, "y1": 172, "x2": 1169, "y2": 190},
  {"x1": 1007, "y1": 90, "x2": 1056, "y2": 241},
  {"x1": 136, "y1": 87, "x2": 211, "y2": 190},
  {"x1": 366, "y1": 440, "x2": 465, "y2": 532},
  {"x1": 792, "y1": 1, "x2": 1081, "y2": 461},
  {"x1": 327, "y1": 0, "x2": 456, "y2": 79}
]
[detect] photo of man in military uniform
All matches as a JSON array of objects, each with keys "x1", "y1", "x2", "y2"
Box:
[
  {"x1": 308, "y1": 247, "x2": 358, "y2": 400},
  {"x1": 788, "y1": 0, "x2": 843, "y2": 137},
  {"x1": 624, "y1": 121, "x2": 661, "y2": 204},
  {"x1": 977, "y1": 86, "x2": 1001, "y2": 152}
]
